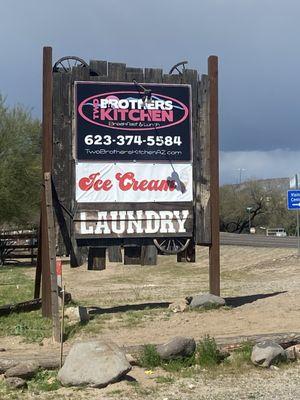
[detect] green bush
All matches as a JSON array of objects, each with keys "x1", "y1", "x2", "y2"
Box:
[
  {"x1": 196, "y1": 335, "x2": 223, "y2": 367},
  {"x1": 233, "y1": 341, "x2": 253, "y2": 362},
  {"x1": 28, "y1": 370, "x2": 61, "y2": 392},
  {"x1": 139, "y1": 344, "x2": 161, "y2": 369}
]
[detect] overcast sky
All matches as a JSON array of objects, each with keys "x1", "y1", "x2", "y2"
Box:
[{"x1": 0, "y1": 0, "x2": 299, "y2": 183}]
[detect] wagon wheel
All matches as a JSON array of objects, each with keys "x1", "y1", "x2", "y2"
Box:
[
  {"x1": 169, "y1": 61, "x2": 188, "y2": 75},
  {"x1": 53, "y1": 56, "x2": 88, "y2": 73},
  {"x1": 153, "y1": 237, "x2": 191, "y2": 255}
]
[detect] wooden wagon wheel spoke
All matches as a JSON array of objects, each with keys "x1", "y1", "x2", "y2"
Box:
[
  {"x1": 53, "y1": 56, "x2": 89, "y2": 73},
  {"x1": 153, "y1": 237, "x2": 191, "y2": 255},
  {"x1": 169, "y1": 61, "x2": 188, "y2": 76}
]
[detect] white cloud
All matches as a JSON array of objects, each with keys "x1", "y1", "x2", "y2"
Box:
[{"x1": 220, "y1": 149, "x2": 299, "y2": 184}]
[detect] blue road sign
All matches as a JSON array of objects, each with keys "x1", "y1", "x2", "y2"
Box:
[{"x1": 287, "y1": 190, "x2": 300, "y2": 210}]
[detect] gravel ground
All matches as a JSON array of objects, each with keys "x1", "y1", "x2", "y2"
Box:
[
  {"x1": 1, "y1": 362, "x2": 299, "y2": 400},
  {"x1": 151, "y1": 364, "x2": 300, "y2": 400}
]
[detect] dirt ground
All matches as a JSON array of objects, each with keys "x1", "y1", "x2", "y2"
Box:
[
  {"x1": 2, "y1": 244, "x2": 300, "y2": 399},
  {"x1": 59, "y1": 245, "x2": 300, "y2": 346}
]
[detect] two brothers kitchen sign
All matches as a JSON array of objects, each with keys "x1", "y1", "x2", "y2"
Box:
[{"x1": 74, "y1": 82, "x2": 193, "y2": 238}]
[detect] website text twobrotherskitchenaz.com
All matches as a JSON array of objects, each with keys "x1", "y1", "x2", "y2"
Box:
[{"x1": 84, "y1": 149, "x2": 183, "y2": 156}]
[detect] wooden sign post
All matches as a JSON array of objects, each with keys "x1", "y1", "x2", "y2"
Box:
[
  {"x1": 208, "y1": 56, "x2": 220, "y2": 296},
  {"x1": 36, "y1": 47, "x2": 60, "y2": 341}
]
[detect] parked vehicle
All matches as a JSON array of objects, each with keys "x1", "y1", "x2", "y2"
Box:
[{"x1": 266, "y1": 228, "x2": 287, "y2": 237}]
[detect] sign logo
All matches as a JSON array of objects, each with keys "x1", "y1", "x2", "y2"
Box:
[
  {"x1": 75, "y1": 82, "x2": 192, "y2": 162},
  {"x1": 78, "y1": 91, "x2": 189, "y2": 131}
]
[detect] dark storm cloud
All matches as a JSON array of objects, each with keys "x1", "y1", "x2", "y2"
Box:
[{"x1": 0, "y1": 0, "x2": 300, "y2": 156}]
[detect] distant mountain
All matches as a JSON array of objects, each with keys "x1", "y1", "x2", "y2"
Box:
[{"x1": 223, "y1": 177, "x2": 290, "y2": 192}]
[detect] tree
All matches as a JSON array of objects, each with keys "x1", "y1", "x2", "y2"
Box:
[
  {"x1": 220, "y1": 180, "x2": 295, "y2": 234},
  {"x1": 0, "y1": 95, "x2": 41, "y2": 228}
]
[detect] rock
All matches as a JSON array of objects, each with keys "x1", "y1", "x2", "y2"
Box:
[
  {"x1": 0, "y1": 359, "x2": 18, "y2": 374},
  {"x1": 156, "y1": 337, "x2": 196, "y2": 360},
  {"x1": 64, "y1": 306, "x2": 90, "y2": 325},
  {"x1": 58, "y1": 340, "x2": 131, "y2": 388},
  {"x1": 168, "y1": 300, "x2": 189, "y2": 313},
  {"x1": 126, "y1": 354, "x2": 138, "y2": 366},
  {"x1": 188, "y1": 293, "x2": 225, "y2": 309},
  {"x1": 0, "y1": 348, "x2": 6, "y2": 352},
  {"x1": 5, "y1": 361, "x2": 39, "y2": 379},
  {"x1": 285, "y1": 344, "x2": 300, "y2": 361},
  {"x1": 251, "y1": 341, "x2": 286, "y2": 367},
  {"x1": 5, "y1": 377, "x2": 27, "y2": 390},
  {"x1": 270, "y1": 365, "x2": 279, "y2": 371}
]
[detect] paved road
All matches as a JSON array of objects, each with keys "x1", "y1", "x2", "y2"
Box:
[{"x1": 220, "y1": 232, "x2": 299, "y2": 248}]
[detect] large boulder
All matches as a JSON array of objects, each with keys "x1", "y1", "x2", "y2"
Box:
[
  {"x1": 156, "y1": 337, "x2": 196, "y2": 360},
  {"x1": 58, "y1": 340, "x2": 131, "y2": 388},
  {"x1": 188, "y1": 293, "x2": 225, "y2": 309},
  {"x1": 251, "y1": 340, "x2": 286, "y2": 367},
  {"x1": 5, "y1": 361, "x2": 39, "y2": 379}
]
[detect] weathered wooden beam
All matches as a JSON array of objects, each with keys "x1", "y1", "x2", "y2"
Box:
[
  {"x1": 177, "y1": 239, "x2": 196, "y2": 263},
  {"x1": 6, "y1": 254, "x2": 37, "y2": 259},
  {"x1": 124, "y1": 246, "x2": 141, "y2": 265},
  {"x1": 125, "y1": 67, "x2": 144, "y2": 83},
  {"x1": 0, "y1": 289, "x2": 71, "y2": 317},
  {"x1": 1, "y1": 332, "x2": 299, "y2": 370},
  {"x1": 108, "y1": 62, "x2": 126, "y2": 81},
  {"x1": 196, "y1": 75, "x2": 211, "y2": 245},
  {"x1": 141, "y1": 244, "x2": 157, "y2": 266},
  {"x1": 44, "y1": 173, "x2": 60, "y2": 342},
  {"x1": 108, "y1": 246, "x2": 122, "y2": 263},
  {"x1": 89, "y1": 60, "x2": 107, "y2": 76},
  {"x1": 208, "y1": 56, "x2": 220, "y2": 296},
  {"x1": 144, "y1": 68, "x2": 163, "y2": 83},
  {"x1": 87, "y1": 247, "x2": 106, "y2": 270},
  {"x1": 162, "y1": 74, "x2": 181, "y2": 84},
  {"x1": 34, "y1": 224, "x2": 42, "y2": 298},
  {"x1": 0, "y1": 299, "x2": 42, "y2": 316},
  {"x1": 69, "y1": 66, "x2": 90, "y2": 267},
  {"x1": 40, "y1": 46, "x2": 53, "y2": 318},
  {"x1": 51, "y1": 183, "x2": 71, "y2": 255},
  {"x1": 52, "y1": 71, "x2": 72, "y2": 256}
]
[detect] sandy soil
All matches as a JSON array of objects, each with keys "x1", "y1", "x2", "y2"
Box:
[{"x1": 58, "y1": 245, "x2": 300, "y2": 347}]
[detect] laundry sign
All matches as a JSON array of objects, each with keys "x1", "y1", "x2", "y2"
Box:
[{"x1": 74, "y1": 207, "x2": 193, "y2": 238}]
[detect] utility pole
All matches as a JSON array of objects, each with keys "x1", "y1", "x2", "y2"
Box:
[{"x1": 237, "y1": 168, "x2": 246, "y2": 185}]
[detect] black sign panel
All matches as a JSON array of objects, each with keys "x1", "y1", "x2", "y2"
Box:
[{"x1": 75, "y1": 82, "x2": 192, "y2": 162}]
